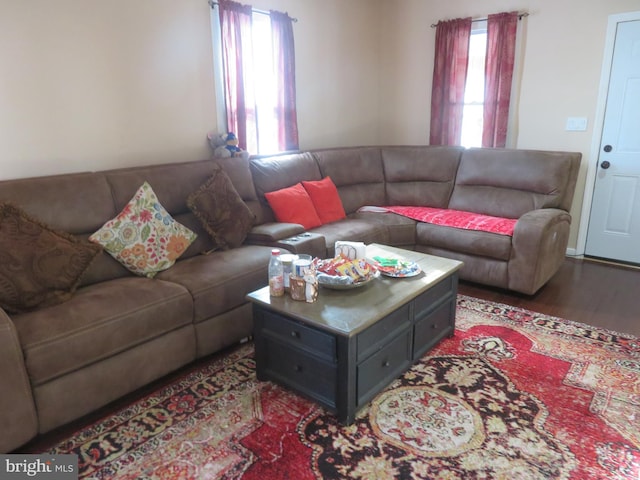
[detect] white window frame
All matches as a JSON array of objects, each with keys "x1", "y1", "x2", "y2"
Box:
[{"x1": 209, "y1": 8, "x2": 227, "y2": 132}]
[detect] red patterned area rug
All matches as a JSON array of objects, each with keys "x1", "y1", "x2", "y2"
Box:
[{"x1": 41, "y1": 296, "x2": 639, "y2": 479}]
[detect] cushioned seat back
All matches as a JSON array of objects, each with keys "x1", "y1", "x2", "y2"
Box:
[
  {"x1": 0, "y1": 172, "x2": 115, "y2": 234},
  {"x1": 0, "y1": 172, "x2": 133, "y2": 286},
  {"x1": 249, "y1": 152, "x2": 322, "y2": 223},
  {"x1": 312, "y1": 147, "x2": 385, "y2": 214},
  {"x1": 382, "y1": 146, "x2": 463, "y2": 207},
  {"x1": 449, "y1": 148, "x2": 582, "y2": 218},
  {"x1": 104, "y1": 157, "x2": 260, "y2": 258}
]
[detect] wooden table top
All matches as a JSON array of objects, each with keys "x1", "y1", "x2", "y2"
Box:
[{"x1": 246, "y1": 244, "x2": 463, "y2": 337}]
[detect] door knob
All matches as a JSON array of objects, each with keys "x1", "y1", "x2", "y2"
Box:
[
  {"x1": 600, "y1": 161, "x2": 611, "y2": 169},
  {"x1": 603, "y1": 145, "x2": 613, "y2": 152}
]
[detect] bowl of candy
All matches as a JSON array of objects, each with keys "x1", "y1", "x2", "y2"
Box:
[
  {"x1": 370, "y1": 256, "x2": 422, "y2": 278},
  {"x1": 313, "y1": 255, "x2": 379, "y2": 290}
]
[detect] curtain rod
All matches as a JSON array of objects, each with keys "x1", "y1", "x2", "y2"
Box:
[
  {"x1": 430, "y1": 12, "x2": 528, "y2": 28},
  {"x1": 208, "y1": 1, "x2": 298, "y2": 22}
]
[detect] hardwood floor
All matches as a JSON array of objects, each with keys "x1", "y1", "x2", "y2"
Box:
[
  {"x1": 458, "y1": 256, "x2": 640, "y2": 337},
  {"x1": 17, "y1": 256, "x2": 639, "y2": 454}
]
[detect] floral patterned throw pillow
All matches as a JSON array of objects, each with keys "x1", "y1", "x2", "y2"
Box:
[{"x1": 89, "y1": 182, "x2": 197, "y2": 278}]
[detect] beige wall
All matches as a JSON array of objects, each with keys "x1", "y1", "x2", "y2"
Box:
[
  {"x1": 0, "y1": 0, "x2": 219, "y2": 179},
  {"x1": 2, "y1": 0, "x2": 639, "y2": 249},
  {"x1": 0, "y1": 0, "x2": 381, "y2": 181}
]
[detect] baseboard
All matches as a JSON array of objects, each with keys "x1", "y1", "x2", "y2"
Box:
[
  {"x1": 567, "y1": 247, "x2": 640, "y2": 270},
  {"x1": 565, "y1": 248, "x2": 580, "y2": 258},
  {"x1": 583, "y1": 255, "x2": 640, "y2": 270}
]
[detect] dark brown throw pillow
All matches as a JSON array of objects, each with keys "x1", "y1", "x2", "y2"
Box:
[
  {"x1": 187, "y1": 165, "x2": 255, "y2": 250},
  {"x1": 0, "y1": 203, "x2": 102, "y2": 314}
]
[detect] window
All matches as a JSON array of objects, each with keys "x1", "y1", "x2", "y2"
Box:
[
  {"x1": 212, "y1": 1, "x2": 298, "y2": 156},
  {"x1": 251, "y1": 12, "x2": 278, "y2": 154},
  {"x1": 460, "y1": 22, "x2": 487, "y2": 148},
  {"x1": 430, "y1": 12, "x2": 519, "y2": 148}
]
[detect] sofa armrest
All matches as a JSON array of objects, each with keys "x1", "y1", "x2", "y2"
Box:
[
  {"x1": 0, "y1": 309, "x2": 38, "y2": 452},
  {"x1": 246, "y1": 223, "x2": 327, "y2": 258},
  {"x1": 508, "y1": 208, "x2": 572, "y2": 295},
  {"x1": 246, "y1": 222, "x2": 306, "y2": 244}
]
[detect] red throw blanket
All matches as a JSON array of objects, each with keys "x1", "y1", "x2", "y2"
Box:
[{"x1": 361, "y1": 206, "x2": 517, "y2": 236}]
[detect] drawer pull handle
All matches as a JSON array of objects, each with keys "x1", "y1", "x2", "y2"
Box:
[
  {"x1": 294, "y1": 365, "x2": 302, "y2": 372},
  {"x1": 431, "y1": 324, "x2": 438, "y2": 329},
  {"x1": 383, "y1": 360, "x2": 390, "y2": 368},
  {"x1": 291, "y1": 331, "x2": 300, "y2": 338}
]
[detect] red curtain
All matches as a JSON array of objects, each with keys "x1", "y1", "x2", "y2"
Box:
[
  {"x1": 218, "y1": 0, "x2": 255, "y2": 151},
  {"x1": 270, "y1": 11, "x2": 299, "y2": 151},
  {"x1": 429, "y1": 17, "x2": 472, "y2": 146},
  {"x1": 482, "y1": 12, "x2": 518, "y2": 148}
]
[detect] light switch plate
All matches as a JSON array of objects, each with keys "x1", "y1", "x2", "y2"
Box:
[{"x1": 566, "y1": 117, "x2": 588, "y2": 131}]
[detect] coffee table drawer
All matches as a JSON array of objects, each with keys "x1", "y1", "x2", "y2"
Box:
[
  {"x1": 414, "y1": 275, "x2": 454, "y2": 319},
  {"x1": 357, "y1": 330, "x2": 412, "y2": 405},
  {"x1": 262, "y1": 340, "x2": 337, "y2": 408},
  {"x1": 261, "y1": 311, "x2": 336, "y2": 362},
  {"x1": 357, "y1": 303, "x2": 411, "y2": 361},
  {"x1": 414, "y1": 298, "x2": 455, "y2": 359}
]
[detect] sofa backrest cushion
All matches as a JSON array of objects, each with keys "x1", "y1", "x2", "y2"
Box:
[
  {"x1": 449, "y1": 148, "x2": 582, "y2": 218},
  {"x1": 312, "y1": 147, "x2": 386, "y2": 214},
  {"x1": 382, "y1": 146, "x2": 463, "y2": 208},
  {"x1": 249, "y1": 152, "x2": 322, "y2": 223},
  {"x1": 0, "y1": 157, "x2": 263, "y2": 290},
  {"x1": 0, "y1": 172, "x2": 116, "y2": 235},
  {"x1": 0, "y1": 172, "x2": 133, "y2": 287},
  {"x1": 105, "y1": 159, "x2": 232, "y2": 259},
  {"x1": 92, "y1": 156, "x2": 262, "y2": 286}
]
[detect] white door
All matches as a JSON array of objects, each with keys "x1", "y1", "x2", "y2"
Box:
[{"x1": 586, "y1": 19, "x2": 640, "y2": 264}]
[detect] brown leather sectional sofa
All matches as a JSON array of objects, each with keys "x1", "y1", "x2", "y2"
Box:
[{"x1": 1, "y1": 145, "x2": 580, "y2": 452}]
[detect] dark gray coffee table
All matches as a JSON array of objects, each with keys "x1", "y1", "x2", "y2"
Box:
[{"x1": 246, "y1": 244, "x2": 463, "y2": 424}]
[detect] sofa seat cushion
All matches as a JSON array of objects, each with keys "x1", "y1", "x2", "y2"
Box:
[
  {"x1": 310, "y1": 219, "x2": 388, "y2": 257},
  {"x1": 156, "y1": 245, "x2": 274, "y2": 323},
  {"x1": 12, "y1": 277, "x2": 194, "y2": 386},
  {"x1": 379, "y1": 206, "x2": 517, "y2": 236},
  {"x1": 416, "y1": 222, "x2": 512, "y2": 261},
  {"x1": 416, "y1": 245, "x2": 508, "y2": 288},
  {"x1": 349, "y1": 211, "x2": 416, "y2": 246}
]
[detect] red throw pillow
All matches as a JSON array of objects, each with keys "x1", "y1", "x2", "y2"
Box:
[
  {"x1": 302, "y1": 177, "x2": 346, "y2": 224},
  {"x1": 264, "y1": 183, "x2": 322, "y2": 229}
]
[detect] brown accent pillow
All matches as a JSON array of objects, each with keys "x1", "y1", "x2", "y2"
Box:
[
  {"x1": 187, "y1": 166, "x2": 255, "y2": 250},
  {"x1": 0, "y1": 203, "x2": 102, "y2": 313}
]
